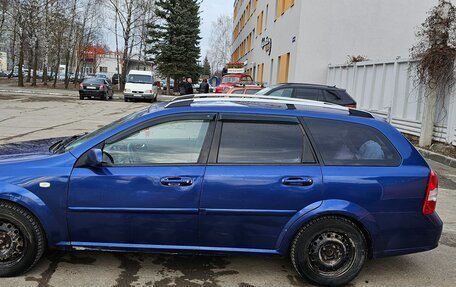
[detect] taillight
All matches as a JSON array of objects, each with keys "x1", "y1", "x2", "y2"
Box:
[
  {"x1": 423, "y1": 170, "x2": 439, "y2": 215},
  {"x1": 345, "y1": 104, "x2": 357, "y2": 108}
]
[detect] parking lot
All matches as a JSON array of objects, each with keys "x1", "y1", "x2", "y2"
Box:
[{"x1": 0, "y1": 91, "x2": 455, "y2": 287}]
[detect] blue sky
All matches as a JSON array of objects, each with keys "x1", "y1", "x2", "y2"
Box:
[{"x1": 199, "y1": 0, "x2": 234, "y2": 59}]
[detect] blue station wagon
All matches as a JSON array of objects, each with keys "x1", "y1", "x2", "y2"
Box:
[{"x1": 0, "y1": 95, "x2": 442, "y2": 286}]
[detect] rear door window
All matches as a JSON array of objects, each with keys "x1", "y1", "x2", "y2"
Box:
[
  {"x1": 217, "y1": 121, "x2": 315, "y2": 164},
  {"x1": 294, "y1": 88, "x2": 323, "y2": 101},
  {"x1": 306, "y1": 118, "x2": 401, "y2": 166}
]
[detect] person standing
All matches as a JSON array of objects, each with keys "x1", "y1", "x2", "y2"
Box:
[
  {"x1": 179, "y1": 77, "x2": 187, "y2": 95},
  {"x1": 199, "y1": 79, "x2": 209, "y2": 93},
  {"x1": 185, "y1": 77, "x2": 194, "y2": 95}
]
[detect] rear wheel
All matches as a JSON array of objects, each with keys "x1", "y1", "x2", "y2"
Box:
[
  {"x1": 290, "y1": 216, "x2": 367, "y2": 287},
  {"x1": 0, "y1": 202, "x2": 45, "y2": 277}
]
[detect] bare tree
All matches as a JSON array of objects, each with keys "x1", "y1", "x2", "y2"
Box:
[
  {"x1": 107, "y1": 0, "x2": 154, "y2": 90},
  {"x1": 207, "y1": 15, "x2": 232, "y2": 74}
]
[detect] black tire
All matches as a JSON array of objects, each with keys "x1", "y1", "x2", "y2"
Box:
[
  {"x1": 290, "y1": 216, "x2": 367, "y2": 287},
  {"x1": 124, "y1": 98, "x2": 129, "y2": 102},
  {"x1": 0, "y1": 201, "x2": 45, "y2": 277}
]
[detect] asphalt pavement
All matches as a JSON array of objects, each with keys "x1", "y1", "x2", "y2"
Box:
[{"x1": 0, "y1": 90, "x2": 454, "y2": 287}]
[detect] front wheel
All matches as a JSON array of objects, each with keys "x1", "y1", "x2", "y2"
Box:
[
  {"x1": 290, "y1": 216, "x2": 367, "y2": 287},
  {"x1": 0, "y1": 201, "x2": 45, "y2": 277}
]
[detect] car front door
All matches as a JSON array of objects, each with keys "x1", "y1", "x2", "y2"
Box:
[
  {"x1": 199, "y1": 114, "x2": 323, "y2": 250},
  {"x1": 67, "y1": 113, "x2": 215, "y2": 247}
]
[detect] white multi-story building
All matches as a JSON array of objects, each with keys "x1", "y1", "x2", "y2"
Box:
[{"x1": 232, "y1": 0, "x2": 445, "y2": 85}]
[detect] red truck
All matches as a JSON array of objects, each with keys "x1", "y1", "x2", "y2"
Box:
[{"x1": 215, "y1": 73, "x2": 255, "y2": 93}]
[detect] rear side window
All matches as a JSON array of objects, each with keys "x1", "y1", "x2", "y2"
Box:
[
  {"x1": 294, "y1": 88, "x2": 323, "y2": 101},
  {"x1": 324, "y1": 90, "x2": 355, "y2": 105},
  {"x1": 306, "y1": 118, "x2": 401, "y2": 166},
  {"x1": 83, "y1": 78, "x2": 104, "y2": 84},
  {"x1": 217, "y1": 122, "x2": 315, "y2": 164}
]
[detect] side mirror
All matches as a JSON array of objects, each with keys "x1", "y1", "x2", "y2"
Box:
[{"x1": 86, "y1": 148, "x2": 103, "y2": 167}]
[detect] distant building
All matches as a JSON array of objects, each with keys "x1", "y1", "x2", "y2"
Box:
[
  {"x1": 79, "y1": 48, "x2": 153, "y2": 77},
  {"x1": 232, "y1": 0, "x2": 442, "y2": 85}
]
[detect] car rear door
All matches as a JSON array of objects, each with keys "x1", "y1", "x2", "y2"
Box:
[
  {"x1": 199, "y1": 114, "x2": 323, "y2": 250},
  {"x1": 67, "y1": 113, "x2": 216, "y2": 247}
]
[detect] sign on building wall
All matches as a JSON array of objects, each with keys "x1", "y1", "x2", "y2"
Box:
[
  {"x1": 261, "y1": 37, "x2": 273, "y2": 56},
  {"x1": 0, "y1": 52, "x2": 7, "y2": 71}
]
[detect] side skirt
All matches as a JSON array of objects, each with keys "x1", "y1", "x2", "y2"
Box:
[{"x1": 56, "y1": 241, "x2": 281, "y2": 256}]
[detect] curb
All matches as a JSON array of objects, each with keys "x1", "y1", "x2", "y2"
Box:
[{"x1": 417, "y1": 147, "x2": 456, "y2": 168}]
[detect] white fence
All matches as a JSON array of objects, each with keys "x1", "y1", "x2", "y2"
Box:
[{"x1": 327, "y1": 59, "x2": 456, "y2": 146}]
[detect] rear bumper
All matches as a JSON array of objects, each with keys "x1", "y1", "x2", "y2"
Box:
[
  {"x1": 79, "y1": 91, "x2": 106, "y2": 98},
  {"x1": 124, "y1": 93, "x2": 156, "y2": 100},
  {"x1": 372, "y1": 212, "x2": 443, "y2": 258}
]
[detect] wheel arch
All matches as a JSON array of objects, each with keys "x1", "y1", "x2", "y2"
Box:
[
  {"x1": 277, "y1": 200, "x2": 381, "y2": 258},
  {"x1": 0, "y1": 183, "x2": 68, "y2": 246}
]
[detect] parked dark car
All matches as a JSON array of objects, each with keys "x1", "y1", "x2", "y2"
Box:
[
  {"x1": 79, "y1": 78, "x2": 113, "y2": 100},
  {"x1": 257, "y1": 83, "x2": 357, "y2": 108},
  {"x1": 0, "y1": 95, "x2": 442, "y2": 286}
]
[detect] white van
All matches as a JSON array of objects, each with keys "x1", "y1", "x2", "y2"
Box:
[{"x1": 124, "y1": 70, "x2": 157, "y2": 102}]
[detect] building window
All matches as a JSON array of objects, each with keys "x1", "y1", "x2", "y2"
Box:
[
  {"x1": 276, "y1": 0, "x2": 294, "y2": 19},
  {"x1": 277, "y1": 53, "x2": 290, "y2": 83},
  {"x1": 276, "y1": 0, "x2": 284, "y2": 18},
  {"x1": 99, "y1": 66, "x2": 108, "y2": 73},
  {"x1": 257, "y1": 63, "x2": 264, "y2": 83},
  {"x1": 286, "y1": 0, "x2": 295, "y2": 11},
  {"x1": 256, "y1": 11, "x2": 263, "y2": 36},
  {"x1": 265, "y1": 5, "x2": 269, "y2": 29},
  {"x1": 269, "y1": 59, "x2": 274, "y2": 85}
]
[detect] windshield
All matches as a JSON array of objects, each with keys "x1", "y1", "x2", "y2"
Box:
[
  {"x1": 222, "y1": 76, "x2": 241, "y2": 84},
  {"x1": 63, "y1": 109, "x2": 147, "y2": 152},
  {"x1": 256, "y1": 85, "x2": 279, "y2": 95},
  {"x1": 127, "y1": 74, "x2": 153, "y2": 84}
]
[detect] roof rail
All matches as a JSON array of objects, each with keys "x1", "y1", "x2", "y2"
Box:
[
  {"x1": 171, "y1": 94, "x2": 346, "y2": 110},
  {"x1": 165, "y1": 94, "x2": 374, "y2": 119}
]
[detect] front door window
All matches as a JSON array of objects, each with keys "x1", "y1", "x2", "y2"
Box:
[{"x1": 103, "y1": 120, "x2": 210, "y2": 165}]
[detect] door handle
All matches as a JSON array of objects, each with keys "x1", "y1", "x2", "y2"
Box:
[
  {"x1": 282, "y1": 177, "x2": 313, "y2": 186},
  {"x1": 160, "y1": 177, "x2": 193, "y2": 187}
]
